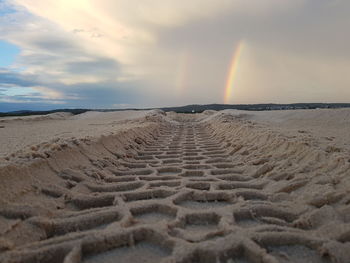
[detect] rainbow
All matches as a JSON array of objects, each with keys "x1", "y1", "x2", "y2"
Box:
[
  {"x1": 175, "y1": 51, "x2": 190, "y2": 95},
  {"x1": 224, "y1": 41, "x2": 244, "y2": 104}
]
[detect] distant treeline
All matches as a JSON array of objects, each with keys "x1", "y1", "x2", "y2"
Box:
[
  {"x1": 1, "y1": 103, "x2": 350, "y2": 117},
  {"x1": 159, "y1": 103, "x2": 350, "y2": 113},
  {"x1": 0, "y1": 109, "x2": 90, "y2": 117}
]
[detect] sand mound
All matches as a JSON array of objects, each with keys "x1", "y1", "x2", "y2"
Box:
[
  {"x1": 0, "y1": 109, "x2": 350, "y2": 262},
  {"x1": 0, "y1": 110, "x2": 156, "y2": 161},
  {"x1": 222, "y1": 108, "x2": 350, "y2": 152}
]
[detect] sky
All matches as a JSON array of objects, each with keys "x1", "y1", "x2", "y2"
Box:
[{"x1": 0, "y1": 0, "x2": 350, "y2": 111}]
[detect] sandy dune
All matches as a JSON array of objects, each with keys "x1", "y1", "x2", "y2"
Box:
[
  {"x1": 0, "y1": 110, "x2": 151, "y2": 161},
  {"x1": 0, "y1": 109, "x2": 350, "y2": 262},
  {"x1": 219, "y1": 108, "x2": 350, "y2": 152}
]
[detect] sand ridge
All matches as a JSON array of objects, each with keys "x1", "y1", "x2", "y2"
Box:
[
  {"x1": 0, "y1": 110, "x2": 153, "y2": 160},
  {"x1": 0, "y1": 110, "x2": 350, "y2": 262}
]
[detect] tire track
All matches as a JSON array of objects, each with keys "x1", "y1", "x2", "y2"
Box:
[{"x1": 0, "y1": 121, "x2": 344, "y2": 263}]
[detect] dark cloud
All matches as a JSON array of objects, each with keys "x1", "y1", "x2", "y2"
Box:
[
  {"x1": 158, "y1": 0, "x2": 350, "y2": 58},
  {"x1": 32, "y1": 38, "x2": 79, "y2": 53},
  {"x1": 61, "y1": 82, "x2": 141, "y2": 107},
  {"x1": 65, "y1": 58, "x2": 119, "y2": 76},
  {"x1": 0, "y1": 68, "x2": 142, "y2": 111},
  {"x1": 0, "y1": 69, "x2": 38, "y2": 87},
  {"x1": 0, "y1": 102, "x2": 64, "y2": 112}
]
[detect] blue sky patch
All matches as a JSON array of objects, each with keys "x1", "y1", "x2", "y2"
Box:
[
  {"x1": 0, "y1": 0, "x2": 17, "y2": 16},
  {"x1": 0, "y1": 40, "x2": 20, "y2": 67}
]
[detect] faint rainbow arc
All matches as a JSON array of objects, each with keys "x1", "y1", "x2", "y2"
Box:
[
  {"x1": 175, "y1": 51, "x2": 190, "y2": 95},
  {"x1": 224, "y1": 41, "x2": 244, "y2": 104}
]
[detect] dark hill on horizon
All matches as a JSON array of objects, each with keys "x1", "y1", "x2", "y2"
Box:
[{"x1": 1, "y1": 103, "x2": 350, "y2": 117}]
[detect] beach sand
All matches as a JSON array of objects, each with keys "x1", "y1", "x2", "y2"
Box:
[{"x1": 0, "y1": 109, "x2": 349, "y2": 262}]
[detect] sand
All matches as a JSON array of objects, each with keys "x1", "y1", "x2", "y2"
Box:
[
  {"x1": 219, "y1": 108, "x2": 350, "y2": 151},
  {"x1": 0, "y1": 108, "x2": 350, "y2": 263},
  {"x1": 0, "y1": 110, "x2": 152, "y2": 161}
]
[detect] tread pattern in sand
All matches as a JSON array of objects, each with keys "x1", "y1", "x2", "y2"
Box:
[{"x1": 0, "y1": 121, "x2": 349, "y2": 263}]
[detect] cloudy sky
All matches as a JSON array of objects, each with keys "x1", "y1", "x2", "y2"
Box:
[{"x1": 0, "y1": 0, "x2": 349, "y2": 111}]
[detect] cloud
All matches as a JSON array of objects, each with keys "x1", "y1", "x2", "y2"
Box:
[
  {"x1": 231, "y1": 42, "x2": 350, "y2": 103},
  {"x1": 0, "y1": 0, "x2": 349, "y2": 110},
  {"x1": 0, "y1": 67, "x2": 139, "y2": 109},
  {"x1": 64, "y1": 58, "x2": 120, "y2": 83},
  {"x1": 0, "y1": 3, "x2": 134, "y2": 110},
  {"x1": 0, "y1": 68, "x2": 38, "y2": 87}
]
